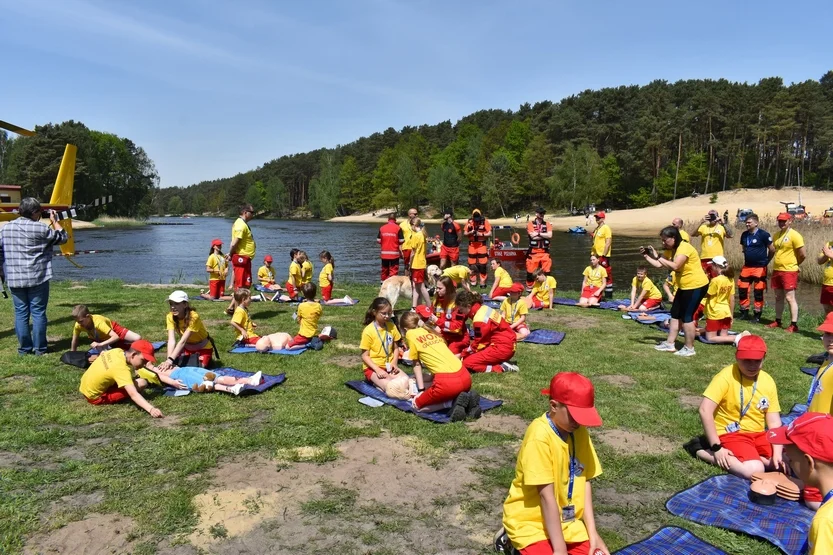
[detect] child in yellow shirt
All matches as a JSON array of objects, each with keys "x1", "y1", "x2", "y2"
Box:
[
  {"x1": 230, "y1": 288, "x2": 259, "y2": 345},
  {"x1": 578, "y1": 254, "x2": 608, "y2": 308},
  {"x1": 526, "y1": 269, "x2": 557, "y2": 310},
  {"x1": 701, "y1": 256, "x2": 745, "y2": 344},
  {"x1": 360, "y1": 297, "x2": 403, "y2": 393},
  {"x1": 618, "y1": 265, "x2": 663, "y2": 311},
  {"x1": 319, "y1": 250, "x2": 335, "y2": 301},
  {"x1": 500, "y1": 283, "x2": 530, "y2": 340},
  {"x1": 287, "y1": 283, "x2": 322, "y2": 349},
  {"x1": 70, "y1": 304, "x2": 141, "y2": 352},
  {"x1": 257, "y1": 255, "x2": 281, "y2": 291}
]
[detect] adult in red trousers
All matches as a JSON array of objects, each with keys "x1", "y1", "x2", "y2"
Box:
[
  {"x1": 228, "y1": 204, "x2": 256, "y2": 288},
  {"x1": 377, "y1": 214, "x2": 404, "y2": 283},
  {"x1": 439, "y1": 210, "x2": 462, "y2": 269},
  {"x1": 525, "y1": 207, "x2": 553, "y2": 288},
  {"x1": 400, "y1": 207, "x2": 418, "y2": 267}
]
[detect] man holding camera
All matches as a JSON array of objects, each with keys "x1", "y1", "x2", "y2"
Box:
[
  {"x1": 0, "y1": 198, "x2": 68, "y2": 355},
  {"x1": 692, "y1": 209, "x2": 733, "y2": 277}
]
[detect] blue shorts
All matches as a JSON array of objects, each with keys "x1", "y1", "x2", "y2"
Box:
[
  {"x1": 170, "y1": 366, "x2": 211, "y2": 389},
  {"x1": 670, "y1": 285, "x2": 708, "y2": 323}
]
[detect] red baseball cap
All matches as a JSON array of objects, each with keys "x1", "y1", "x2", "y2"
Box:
[
  {"x1": 776, "y1": 212, "x2": 792, "y2": 222},
  {"x1": 594, "y1": 211, "x2": 606, "y2": 219},
  {"x1": 129, "y1": 339, "x2": 157, "y2": 364},
  {"x1": 541, "y1": 372, "x2": 602, "y2": 427},
  {"x1": 818, "y1": 312, "x2": 833, "y2": 334},
  {"x1": 415, "y1": 305, "x2": 433, "y2": 320},
  {"x1": 736, "y1": 335, "x2": 767, "y2": 360},
  {"x1": 767, "y1": 412, "x2": 833, "y2": 464},
  {"x1": 211, "y1": 238, "x2": 223, "y2": 247},
  {"x1": 509, "y1": 283, "x2": 525, "y2": 294},
  {"x1": 264, "y1": 255, "x2": 273, "y2": 262}
]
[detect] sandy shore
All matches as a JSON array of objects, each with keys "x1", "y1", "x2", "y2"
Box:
[
  {"x1": 0, "y1": 219, "x2": 98, "y2": 230},
  {"x1": 328, "y1": 187, "x2": 833, "y2": 236}
]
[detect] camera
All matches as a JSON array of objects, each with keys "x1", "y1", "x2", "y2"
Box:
[{"x1": 42, "y1": 209, "x2": 53, "y2": 218}]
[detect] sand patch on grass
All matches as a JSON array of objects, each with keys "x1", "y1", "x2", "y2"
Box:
[
  {"x1": 151, "y1": 413, "x2": 184, "y2": 428},
  {"x1": 24, "y1": 513, "x2": 137, "y2": 555},
  {"x1": 678, "y1": 394, "x2": 702, "y2": 409},
  {"x1": 327, "y1": 354, "x2": 358, "y2": 368},
  {"x1": 0, "y1": 451, "x2": 30, "y2": 467},
  {"x1": 596, "y1": 374, "x2": 636, "y2": 387},
  {"x1": 69, "y1": 285, "x2": 88, "y2": 290},
  {"x1": 467, "y1": 414, "x2": 528, "y2": 437},
  {"x1": 595, "y1": 429, "x2": 677, "y2": 455},
  {"x1": 540, "y1": 311, "x2": 599, "y2": 329}
]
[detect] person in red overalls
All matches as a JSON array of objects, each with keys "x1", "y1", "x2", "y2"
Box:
[
  {"x1": 416, "y1": 277, "x2": 470, "y2": 354},
  {"x1": 377, "y1": 214, "x2": 404, "y2": 283},
  {"x1": 464, "y1": 209, "x2": 492, "y2": 288},
  {"x1": 525, "y1": 206, "x2": 553, "y2": 289},
  {"x1": 455, "y1": 291, "x2": 518, "y2": 373}
]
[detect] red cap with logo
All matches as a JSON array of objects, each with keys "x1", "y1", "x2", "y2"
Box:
[
  {"x1": 818, "y1": 312, "x2": 833, "y2": 334},
  {"x1": 129, "y1": 339, "x2": 157, "y2": 364},
  {"x1": 415, "y1": 305, "x2": 433, "y2": 320},
  {"x1": 211, "y1": 238, "x2": 223, "y2": 247},
  {"x1": 541, "y1": 372, "x2": 602, "y2": 427},
  {"x1": 264, "y1": 255, "x2": 273, "y2": 262},
  {"x1": 736, "y1": 335, "x2": 767, "y2": 360},
  {"x1": 594, "y1": 211, "x2": 606, "y2": 219},
  {"x1": 776, "y1": 212, "x2": 792, "y2": 222},
  {"x1": 767, "y1": 412, "x2": 833, "y2": 464}
]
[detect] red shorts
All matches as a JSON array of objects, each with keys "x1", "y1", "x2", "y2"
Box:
[
  {"x1": 821, "y1": 285, "x2": 833, "y2": 306},
  {"x1": 363, "y1": 367, "x2": 377, "y2": 381},
  {"x1": 85, "y1": 386, "x2": 129, "y2": 405},
  {"x1": 209, "y1": 279, "x2": 225, "y2": 299},
  {"x1": 705, "y1": 317, "x2": 732, "y2": 332},
  {"x1": 581, "y1": 286, "x2": 602, "y2": 299},
  {"x1": 288, "y1": 334, "x2": 312, "y2": 348},
  {"x1": 411, "y1": 268, "x2": 426, "y2": 284},
  {"x1": 184, "y1": 345, "x2": 213, "y2": 367},
  {"x1": 719, "y1": 430, "x2": 772, "y2": 462},
  {"x1": 285, "y1": 282, "x2": 298, "y2": 298},
  {"x1": 514, "y1": 323, "x2": 530, "y2": 335},
  {"x1": 402, "y1": 250, "x2": 412, "y2": 266},
  {"x1": 440, "y1": 245, "x2": 460, "y2": 262},
  {"x1": 239, "y1": 336, "x2": 260, "y2": 345},
  {"x1": 231, "y1": 255, "x2": 252, "y2": 288},
  {"x1": 771, "y1": 270, "x2": 799, "y2": 291},
  {"x1": 321, "y1": 284, "x2": 333, "y2": 301},
  {"x1": 491, "y1": 286, "x2": 513, "y2": 298},
  {"x1": 530, "y1": 297, "x2": 546, "y2": 309},
  {"x1": 520, "y1": 539, "x2": 590, "y2": 555},
  {"x1": 804, "y1": 485, "x2": 823, "y2": 503},
  {"x1": 111, "y1": 321, "x2": 129, "y2": 340},
  {"x1": 414, "y1": 367, "x2": 471, "y2": 409},
  {"x1": 641, "y1": 298, "x2": 661, "y2": 310}
]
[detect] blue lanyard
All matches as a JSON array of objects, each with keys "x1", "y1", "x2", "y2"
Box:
[
  {"x1": 510, "y1": 301, "x2": 521, "y2": 322},
  {"x1": 745, "y1": 230, "x2": 757, "y2": 248},
  {"x1": 545, "y1": 413, "x2": 576, "y2": 503},
  {"x1": 739, "y1": 378, "x2": 758, "y2": 422},
  {"x1": 374, "y1": 323, "x2": 391, "y2": 361},
  {"x1": 808, "y1": 361, "x2": 833, "y2": 406}
]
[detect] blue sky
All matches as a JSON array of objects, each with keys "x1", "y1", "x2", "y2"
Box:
[{"x1": 3, "y1": 0, "x2": 832, "y2": 188}]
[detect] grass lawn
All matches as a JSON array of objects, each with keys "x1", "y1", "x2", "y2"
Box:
[{"x1": 0, "y1": 280, "x2": 824, "y2": 554}]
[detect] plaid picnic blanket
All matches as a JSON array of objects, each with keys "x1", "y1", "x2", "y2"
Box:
[
  {"x1": 521, "y1": 329, "x2": 565, "y2": 345},
  {"x1": 666, "y1": 474, "x2": 814, "y2": 555},
  {"x1": 614, "y1": 526, "x2": 727, "y2": 555}
]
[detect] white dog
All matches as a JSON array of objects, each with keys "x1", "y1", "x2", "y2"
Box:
[{"x1": 379, "y1": 264, "x2": 441, "y2": 308}]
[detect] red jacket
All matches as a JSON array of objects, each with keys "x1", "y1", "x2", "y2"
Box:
[
  {"x1": 377, "y1": 219, "x2": 404, "y2": 260},
  {"x1": 467, "y1": 303, "x2": 515, "y2": 350}
]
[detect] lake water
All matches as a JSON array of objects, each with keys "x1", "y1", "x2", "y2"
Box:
[{"x1": 58, "y1": 217, "x2": 824, "y2": 312}]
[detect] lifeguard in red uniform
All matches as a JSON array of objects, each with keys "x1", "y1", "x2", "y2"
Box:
[
  {"x1": 377, "y1": 214, "x2": 404, "y2": 283},
  {"x1": 464, "y1": 209, "x2": 491, "y2": 288},
  {"x1": 525, "y1": 207, "x2": 553, "y2": 288}
]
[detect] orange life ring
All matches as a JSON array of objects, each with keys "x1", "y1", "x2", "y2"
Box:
[{"x1": 510, "y1": 232, "x2": 520, "y2": 246}]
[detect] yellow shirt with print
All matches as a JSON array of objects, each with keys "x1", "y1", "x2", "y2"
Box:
[
  {"x1": 679, "y1": 228, "x2": 691, "y2": 242},
  {"x1": 319, "y1": 263, "x2": 333, "y2": 287},
  {"x1": 633, "y1": 276, "x2": 662, "y2": 300},
  {"x1": 410, "y1": 232, "x2": 427, "y2": 270},
  {"x1": 404, "y1": 327, "x2": 463, "y2": 374},
  {"x1": 442, "y1": 265, "x2": 470, "y2": 283},
  {"x1": 673, "y1": 242, "x2": 709, "y2": 290},
  {"x1": 532, "y1": 276, "x2": 557, "y2": 303},
  {"x1": 296, "y1": 300, "x2": 322, "y2": 338},
  {"x1": 696, "y1": 223, "x2": 727, "y2": 259},
  {"x1": 231, "y1": 218, "x2": 255, "y2": 258},
  {"x1": 809, "y1": 497, "x2": 833, "y2": 554},
  {"x1": 591, "y1": 224, "x2": 611, "y2": 256},
  {"x1": 257, "y1": 265, "x2": 275, "y2": 285},
  {"x1": 166, "y1": 311, "x2": 209, "y2": 344},
  {"x1": 79, "y1": 348, "x2": 134, "y2": 400},
  {"x1": 582, "y1": 266, "x2": 607, "y2": 288},
  {"x1": 821, "y1": 241, "x2": 833, "y2": 286},
  {"x1": 703, "y1": 364, "x2": 780, "y2": 435},
  {"x1": 494, "y1": 266, "x2": 512, "y2": 288},
  {"x1": 500, "y1": 298, "x2": 528, "y2": 324},
  {"x1": 400, "y1": 220, "x2": 413, "y2": 250},
  {"x1": 301, "y1": 260, "x2": 314, "y2": 284},
  {"x1": 503, "y1": 417, "x2": 602, "y2": 549},
  {"x1": 206, "y1": 253, "x2": 226, "y2": 281},
  {"x1": 772, "y1": 228, "x2": 805, "y2": 272},
  {"x1": 809, "y1": 361, "x2": 833, "y2": 414},
  {"x1": 288, "y1": 261, "x2": 302, "y2": 286},
  {"x1": 73, "y1": 314, "x2": 114, "y2": 341},
  {"x1": 360, "y1": 322, "x2": 401, "y2": 368},
  {"x1": 231, "y1": 306, "x2": 256, "y2": 340},
  {"x1": 703, "y1": 275, "x2": 735, "y2": 320}
]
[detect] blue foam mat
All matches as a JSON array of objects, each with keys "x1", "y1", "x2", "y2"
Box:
[
  {"x1": 782, "y1": 403, "x2": 808, "y2": 426},
  {"x1": 614, "y1": 526, "x2": 727, "y2": 555},
  {"x1": 666, "y1": 474, "x2": 813, "y2": 555},
  {"x1": 345, "y1": 380, "x2": 502, "y2": 423},
  {"x1": 521, "y1": 329, "x2": 565, "y2": 345},
  {"x1": 553, "y1": 297, "x2": 578, "y2": 306},
  {"x1": 163, "y1": 368, "x2": 286, "y2": 397},
  {"x1": 627, "y1": 311, "x2": 673, "y2": 324},
  {"x1": 800, "y1": 366, "x2": 818, "y2": 376},
  {"x1": 229, "y1": 345, "x2": 307, "y2": 355},
  {"x1": 598, "y1": 298, "x2": 635, "y2": 310}
]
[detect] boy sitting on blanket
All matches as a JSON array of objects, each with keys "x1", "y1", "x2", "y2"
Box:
[
  {"x1": 501, "y1": 283, "x2": 530, "y2": 341},
  {"x1": 687, "y1": 335, "x2": 786, "y2": 479},
  {"x1": 618, "y1": 266, "x2": 663, "y2": 312},
  {"x1": 767, "y1": 413, "x2": 833, "y2": 553},
  {"x1": 287, "y1": 283, "x2": 322, "y2": 349}
]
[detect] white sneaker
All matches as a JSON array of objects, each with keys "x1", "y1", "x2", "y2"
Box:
[
  {"x1": 229, "y1": 383, "x2": 245, "y2": 396},
  {"x1": 654, "y1": 341, "x2": 676, "y2": 352},
  {"x1": 248, "y1": 371, "x2": 263, "y2": 386},
  {"x1": 501, "y1": 361, "x2": 519, "y2": 372},
  {"x1": 343, "y1": 295, "x2": 353, "y2": 303},
  {"x1": 674, "y1": 346, "x2": 696, "y2": 357}
]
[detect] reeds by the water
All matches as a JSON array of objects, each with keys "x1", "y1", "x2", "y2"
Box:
[{"x1": 92, "y1": 216, "x2": 148, "y2": 228}]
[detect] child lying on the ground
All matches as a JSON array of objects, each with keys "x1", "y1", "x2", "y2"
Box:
[
  {"x1": 140, "y1": 366, "x2": 263, "y2": 395},
  {"x1": 71, "y1": 304, "x2": 141, "y2": 352}
]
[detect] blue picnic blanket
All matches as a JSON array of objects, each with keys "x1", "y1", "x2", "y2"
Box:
[
  {"x1": 801, "y1": 366, "x2": 818, "y2": 376},
  {"x1": 598, "y1": 298, "x2": 634, "y2": 310},
  {"x1": 521, "y1": 329, "x2": 565, "y2": 345},
  {"x1": 666, "y1": 474, "x2": 814, "y2": 555},
  {"x1": 782, "y1": 404, "x2": 808, "y2": 426},
  {"x1": 228, "y1": 345, "x2": 307, "y2": 355},
  {"x1": 89, "y1": 340, "x2": 165, "y2": 355},
  {"x1": 627, "y1": 311, "x2": 673, "y2": 324},
  {"x1": 614, "y1": 526, "x2": 727, "y2": 555},
  {"x1": 345, "y1": 380, "x2": 502, "y2": 424},
  {"x1": 163, "y1": 368, "x2": 286, "y2": 397}
]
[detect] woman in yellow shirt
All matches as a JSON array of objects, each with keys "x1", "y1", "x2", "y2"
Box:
[
  {"x1": 642, "y1": 226, "x2": 709, "y2": 357},
  {"x1": 160, "y1": 290, "x2": 214, "y2": 368},
  {"x1": 488, "y1": 259, "x2": 514, "y2": 299}
]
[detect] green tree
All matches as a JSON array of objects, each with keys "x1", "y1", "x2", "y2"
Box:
[
  {"x1": 245, "y1": 184, "x2": 264, "y2": 212},
  {"x1": 263, "y1": 177, "x2": 289, "y2": 217},
  {"x1": 371, "y1": 188, "x2": 397, "y2": 211},
  {"x1": 481, "y1": 152, "x2": 513, "y2": 217},
  {"x1": 308, "y1": 151, "x2": 340, "y2": 218},
  {"x1": 395, "y1": 155, "x2": 422, "y2": 210},
  {"x1": 548, "y1": 143, "x2": 608, "y2": 212},
  {"x1": 428, "y1": 163, "x2": 468, "y2": 214},
  {"x1": 167, "y1": 196, "x2": 184, "y2": 215},
  {"x1": 191, "y1": 193, "x2": 207, "y2": 215}
]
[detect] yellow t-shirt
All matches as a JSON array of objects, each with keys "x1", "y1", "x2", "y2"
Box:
[
  {"x1": 73, "y1": 314, "x2": 114, "y2": 341},
  {"x1": 591, "y1": 224, "x2": 611, "y2": 256},
  {"x1": 410, "y1": 232, "x2": 427, "y2": 270},
  {"x1": 532, "y1": 276, "x2": 557, "y2": 303},
  {"x1": 772, "y1": 228, "x2": 805, "y2": 272},
  {"x1": 79, "y1": 349, "x2": 134, "y2": 399},
  {"x1": 703, "y1": 364, "x2": 780, "y2": 435},
  {"x1": 257, "y1": 265, "x2": 275, "y2": 285},
  {"x1": 821, "y1": 242, "x2": 833, "y2": 286},
  {"x1": 672, "y1": 241, "x2": 709, "y2": 290},
  {"x1": 500, "y1": 298, "x2": 529, "y2": 324},
  {"x1": 582, "y1": 266, "x2": 608, "y2": 288},
  {"x1": 703, "y1": 275, "x2": 735, "y2": 320},
  {"x1": 319, "y1": 262, "x2": 333, "y2": 287},
  {"x1": 400, "y1": 220, "x2": 413, "y2": 250},
  {"x1": 136, "y1": 367, "x2": 161, "y2": 387},
  {"x1": 231, "y1": 306, "x2": 256, "y2": 340},
  {"x1": 206, "y1": 253, "x2": 226, "y2": 281},
  {"x1": 296, "y1": 300, "x2": 322, "y2": 338},
  {"x1": 808, "y1": 361, "x2": 833, "y2": 414},
  {"x1": 288, "y1": 261, "x2": 302, "y2": 286},
  {"x1": 696, "y1": 223, "x2": 726, "y2": 259},
  {"x1": 404, "y1": 327, "x2": 463, "y2": 374},
  {"x1": 442, "y1": 265, "x2": 470, "y2": 283},
  {"x1": 809, "y1": 497, "x2": 833, "y2": 554},
  {"x1": 301, "y1": 260, "x2": 314, "y2": 284},
  {"x1": 360, "y1": 322, "x2": 401, "y2": 368},
  {"x1": 231, "y1": 218, "x2": 255, "y2": 258},
  {"x1": 632, "y1": 276, "x2": 663, "y2": 300},
  {"x1": 166, "y1": 310, "x2": 209, "y2": 344},
  {"x1": 679, "y1": 229, "x2": 691, "y2": 242},
  {"x1": 494, "y1": 266, "x2": 513, "y2": 288},
  {"x1": 503, "y1": 417, "x2": 601, "y2": 549}
]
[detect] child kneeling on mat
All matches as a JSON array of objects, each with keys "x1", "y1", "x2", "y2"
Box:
[
  {"x1": 287, "y1": 283, "x2": 322, "y2": 349},
  {"x1": 160, "y1": 290, "x2": 215, "y2": 370},
  {"x1": 360, "y1": 297, "x2": 404, "y2": 394},
  {"x1": 501, "y1": 283, "x2": 530, "y2": 341},
  {"x1": 399, "y1": 312, "x2": 480, "y2": 421},
  {"x1": 71, "y1": 304, "x2": 141, "y2": 352},
  {"x1": 456, "y1": 290, "x2": 518, "y2": 373},
  {"x1": 500, "y1": 372, "x2": 609, "y2": 555},
  {"x1": 578, "y1": 254, "x2": 607, "y2": 308},
  {"x1": 618, "y1": 266, "x2": 663, "y2": 312},
  {"x1": 525, "y1": 269, "x2": 556, "y2": 310},
  {"x1": 230, "y1": 288, "x2": 259, "y2": 345},
  {"x1": 687, "y1": 335, "x2": 785, "y2": 479}
]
